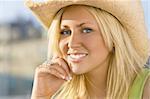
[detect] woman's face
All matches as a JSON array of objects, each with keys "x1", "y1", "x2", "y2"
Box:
[{"x1": 59, "y1": 6, "x2": 110, "y2": 74}]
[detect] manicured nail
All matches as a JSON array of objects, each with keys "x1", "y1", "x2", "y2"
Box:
[
  {"x1": 66, "y1": 76, "x2": 69, "y2": 81},
  {"x1": 66, "y1": 76, "x2": 72, "y2": 81},
  {"x1": 69, "y1": 76, "x2": 72, "y2": 80},
  {"x1": 60, "y1": 75, "x2": 65, "y2": 79}
]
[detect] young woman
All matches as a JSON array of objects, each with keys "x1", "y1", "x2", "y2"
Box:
[{"x1": 26, "y1": 0, "x2": 150, "y2": 99}]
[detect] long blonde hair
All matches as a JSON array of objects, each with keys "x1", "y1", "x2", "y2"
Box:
[{"x1": 47, "y1": 5, "x2": 143, "y2": 99}]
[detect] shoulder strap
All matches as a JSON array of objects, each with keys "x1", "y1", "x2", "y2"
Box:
[{"x1": 129, "y1": 67, "x2": 150, "y2": 99}]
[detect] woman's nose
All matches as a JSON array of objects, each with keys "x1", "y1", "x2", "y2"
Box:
[{"x1": 67, "y1": 33, "x2": 81, "y2": 48}]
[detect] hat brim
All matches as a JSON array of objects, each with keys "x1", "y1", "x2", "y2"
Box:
[{"x1": 25, "y1": 0, "x2": 149, "y2": 62}]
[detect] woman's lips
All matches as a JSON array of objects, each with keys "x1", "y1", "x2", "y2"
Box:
[{"x1": 67, "y1": 53, "x2": 88, "y2": 63}]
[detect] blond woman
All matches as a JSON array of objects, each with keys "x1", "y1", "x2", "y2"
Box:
[{"x1": 26, "y1": 0, "x2": 150, "y2": 99}]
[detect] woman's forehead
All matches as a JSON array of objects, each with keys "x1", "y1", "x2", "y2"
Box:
[{"x1": 61, "y1": 6, "x2": 97, "y2": 25}]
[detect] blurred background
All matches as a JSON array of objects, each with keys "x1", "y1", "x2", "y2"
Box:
[{"x1": 0, "y1": 0, "x2": 150, "y2": 99}]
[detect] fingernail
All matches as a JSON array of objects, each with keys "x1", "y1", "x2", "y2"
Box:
[
  {"x1": 60, "y1": 75, "x2": 65, "y2": 79},
  {"x1": 65, "y1": 76, "x2": 69, "y2": 81},
  {"x1": 69, "y1": 76, "x2": 72, "y2": 80},
  {"x1": 66, "y1": 76, "x2": 72, "y2": 81}
]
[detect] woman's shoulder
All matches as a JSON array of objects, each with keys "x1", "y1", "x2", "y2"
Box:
[
  {"x1": 129, "y1": 66, "x2": 150, "y2": 99},
  {"x1": 143, "y1": 75, "x2": 150, "y2": 99},
  {"x1": 142, "y1": 65, "x2": 150, "y2": 99}
]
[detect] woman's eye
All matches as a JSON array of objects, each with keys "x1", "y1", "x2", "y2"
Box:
[
  {"x1": 82, "y1": 28, "x2": 93, "y2": 33},
  {"x1": 60, "y1": 30, "x2": 71, "y2": 35}
]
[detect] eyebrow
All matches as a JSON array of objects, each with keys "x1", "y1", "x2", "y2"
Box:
[
  {"x1": 61, "y1": 22, "x2": 92, "y2": 28},
  {"x1": 77, "y1": 23, "x2": 86, "y2": 27}
]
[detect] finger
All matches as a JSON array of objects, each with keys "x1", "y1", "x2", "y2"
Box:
[
  {"x1": 36, "y1": 65, "x2": 66, "y2": 80},
  {"x1": 53, "y1": 58, "x2": 71, "y2": 77},
  {"x1": 45, "y1": 63, "x2": 72, "y2": 81},
  {"x1": 38, "y1": 64, "x2": 72, "y2": 81},
  {"x1": 41, "y1": 60, "x2": 67, "y2": 77},
  {"x1": 48, "y1": 68, "x2": 65, "y2": 80},
  {"x1": 47, "y1": 64, "x2": 68, "y2": 78},
  {"x1": 42, "y1": 59, "x2": 72, "y2": 81}
]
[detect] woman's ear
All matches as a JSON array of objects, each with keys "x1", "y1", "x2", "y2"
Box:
[{"x1": 112, "y1": 47, "x2": 115, "y2": 53}]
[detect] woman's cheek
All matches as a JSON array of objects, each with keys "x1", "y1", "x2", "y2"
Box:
[{"x1": 59, "y1": 40, "x2": 68, "y2": 58}]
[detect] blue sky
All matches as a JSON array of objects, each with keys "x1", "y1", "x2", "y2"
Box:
[
  {"x1": 0, "y1": 0, "x2": 150, "y2": 37},
  {"x1": 142, "y1": 0, "x2": 150, "y2": 37}
]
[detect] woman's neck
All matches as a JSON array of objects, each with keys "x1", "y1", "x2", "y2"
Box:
[{"x1": 85, "y1": 56, "x2": 109, "y2": 98}]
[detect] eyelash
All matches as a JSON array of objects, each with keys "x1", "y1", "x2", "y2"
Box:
[
  {"x1": 60, "y1": 29, "x2": 70, "y2": 35},
  {"x1": 60, "y1": 28, "x2": 93, "y2": 35},
  {"x1": 82, "y1": 28, "x2": 93, "y2": 33}
]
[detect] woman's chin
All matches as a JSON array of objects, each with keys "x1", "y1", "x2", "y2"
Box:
[{"x1": 71, "y1": 66, "x2": 85, "y2": 75}]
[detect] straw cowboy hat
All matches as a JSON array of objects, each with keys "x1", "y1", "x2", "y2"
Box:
[{"x1": 25, "y1": 0, "x2": 149, "y2": 63}]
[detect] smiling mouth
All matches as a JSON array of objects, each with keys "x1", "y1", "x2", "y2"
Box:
[{"x1": 67, "y1": 53, "x2": 88, "y2": 63}]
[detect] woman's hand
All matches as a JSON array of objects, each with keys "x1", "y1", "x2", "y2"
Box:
[{"x1": 31, "y1": 57, "x2": 72, "y2": 99}]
